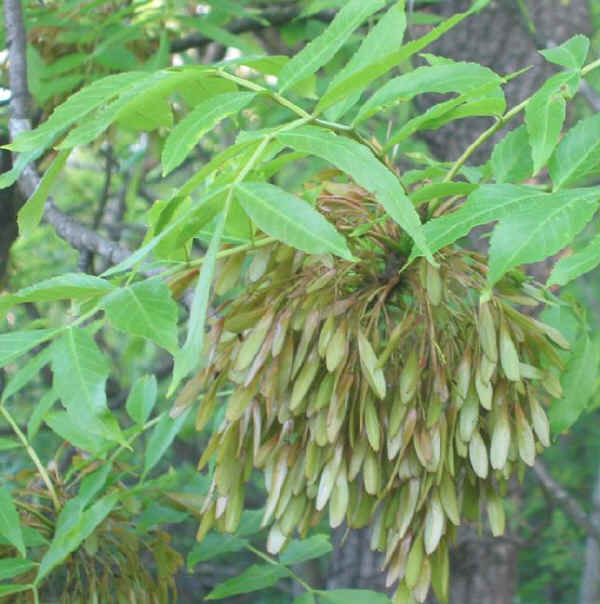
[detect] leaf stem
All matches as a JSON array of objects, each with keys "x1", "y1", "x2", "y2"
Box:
[
  {"x1": 0, "y1": 405, "x2": 60, "y2": 510},
  {"x1": 245, "y1": 543, "x2": 315, "y2": 594},
  {"x1": 443, "y1": 57, "x2": 600, "y2": 185},
  {"x1": 216, "y1": 70, "x2": 310, "y2": 119}
]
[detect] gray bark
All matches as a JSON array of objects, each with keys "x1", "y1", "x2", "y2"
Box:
[{"x1": 579, "y1": 469, "x2": 600, "y2": 604}]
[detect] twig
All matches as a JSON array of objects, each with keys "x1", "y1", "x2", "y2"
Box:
[
  {"x1": 3, "y1": 0, "x2": 132, "y2": 266},
  {"x1": 170, "y1": 6, "x2": 333, "y2": 53},
  {"x1": 534, "y1": 460, "x2": 600, "y2": 543},
  {"x1": 80, "y1": 145, "x2": 114, "y2": 272}
]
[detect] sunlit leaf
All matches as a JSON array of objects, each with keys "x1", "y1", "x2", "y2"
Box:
[
  {"x1": 235, "y1": 182, "x2": 353, "y2": 259},
  {"x1": 549, "y1": 113, "x2": 600, "y2": 190},
  {"x1": 206, "y1": 564, "x2": 290, "y2": 600},
  {"x1": 143, "y1": 409, "x2": 191, "y2": 478},
  {"x1": 277, "y1": 126, "x2": 432, "y2": 262},
  {"x1": 161, "y1": 92, "x2": 258, "y2": 176},
  {"x1": 548, "y1": 234, "x2": 600, "y2": 286},
  {"x1": 101, "y1": 280, "x2": 178, "y2": 353},
  {"x1": 18, "y1": 150, "x2": 70, "y2": 238},
  {"x1": 126, "y1": 374, "x2": 158, "y2": 425},
  {"x1": 278, "y1": 0, "x2": 385, "y2": 94},
  {"x1": 525, "y1": 70, "x2": 580, "y2": 176},
  {"x1": 0, "y1": 486, "x2": 26, "y2": 557},
  {"x1": 549, "y1": 333, "x2": 598, "y2": 433},
  {"x1": 539, "y1": 34, "x2": 589, "y2": 70},
  {"x1": 488, "y1": 187, "x2": 600, "y2": 284}
]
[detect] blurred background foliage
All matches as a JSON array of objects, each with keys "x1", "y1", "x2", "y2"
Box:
[{"x1": 2, "y1": 0, "x2": 600, "y2": 602}]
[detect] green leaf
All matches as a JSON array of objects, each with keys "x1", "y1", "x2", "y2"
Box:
[
  {"x1": 161, "y1": 92, "x2": 258, "y2": 176},
  {"x1": 0, "y1": 558, "x2": 37, "y2": 581},
  {"x1": 409, "y1": 182, "x2": 477, "y2": 206},
  {"x1": 277, "y1": 126, "x2": 433, "y2": 262},
  {"x1": 355, "y1": 62, "x2": 502, "y2": 124},
  {"x1": 28, "y1": 389, "x2": 58, "y2": 440},
  {"x1": 0, "y1": 329, "x2": 58, "y2": 367},
  {"x1": 36, "y1": 492, "x2": 119, "y2": 583},
  {"x1": 382, "y1": 82, "x2": 505, "y2": 151},
  {"x1": 169, "y1": 206, "x2": 228, "y2": 395},
  {"x1": 0, "y1": 585, "x2": 32, "y2": 597},
  {"x1": 126, "y1": 374, "x2": 158, "y2": 425},
  {"x1": 489, "y1": 125, "x2": 533, "y2": 184},
  {"x1": 51, "y1": 328, "x2": 123, "y2": 443},
  {"x1": 143, "y1": 408, "x2": 191, "y2": 478},
  {"x1": 412, "y1": 185, "x2": 600, "y2": 261},
  {"x1": 44, "y1": 411, "x2": 109, "y2": 455},
  {"x1": 317, "y1": 3, "x2": 482, "y2": 113},
  {"x1": 318, "y1": 589, "x2": 392, "y2": 604},
  {"x1": 525, "y1": 71, "x2": 580, "y2": 176},
  {"x1": 548, "y1": 114, "x2": 600, "y2": 190},
  {"x1": 8, "y1": 71, "x2": 149, "y2": 153},
  {"x1": 325, "y1": 2, "x2": 408, "y2": 121},
  {"x1": 0, "y1": 147, "x2": 45, "y2": 190},
  {"x1": 78, "y1": 463, "x2": 113, "y2": 509},
  {"x1": 488, "y1": 187, "x2": 600, "y2": 284},
  {"x1": 549, "y1": 333, "x2": 598, "y2": 433},
  {"x1": 1, "y1": 347, "x2": 52, "y2": 403},
  {"x1": 206, "y1": 564, "x2": 290, "y2": 600},
  {"x1": 0, "y1": 273, "x2": 115, "y2": 316},
  {"x1": 278, "y1": 0, "x2": 385, "y2": 94},
  {"x1": 0, "y1": 486, "x2": 26, "y2": 557},
  {"x1": 0, "y1": 437, "x2": 21, "y2": 451},
  {"x1": 177, "y1": 75, "x2": 238, "y2": 108},
  {"x1": 548, "y1": 234, "x2": 600, "y2": 286},
  {"x1": 293, "y1": 593, "x2": 316, "y2": 604},
  {"x1": 57, "y1": 70, "x2": 211, "y2": 149},
  {"x1": 136, "y1": 503, "x2": 188, "y2": 534},
  {"x1": 187, "y1": 533, "x2": 247, "y2": 570},
  {"x1": 17, "y1": 149, "x2": 70, "y2": 237},
  {"x1": 539, "y1": 34, "x2": 589, "y2": 70},
  {"x1": 101, "y1": 279, "x2": 178, "y2": 353},
  {"x1": 101, "y1": 186, "x2": 228, "y2": 277},
  {"x1": 235, "y1": 182, "x2": 353, "y2": 259},
  {"x1": 279, "y1": 534, "x2": 332, "y2": 565}
]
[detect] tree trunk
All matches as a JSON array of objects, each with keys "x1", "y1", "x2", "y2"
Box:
[{"x1": 579, "y1": 468, "x2": 600, "y2": 604}]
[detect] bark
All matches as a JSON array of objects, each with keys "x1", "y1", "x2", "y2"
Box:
[
  {"x1": 579, "y1": 468, "x2": 600, "y2": 604},
  {"x1": 415, "y1": 0, "x2": 591, "y2": 162}
]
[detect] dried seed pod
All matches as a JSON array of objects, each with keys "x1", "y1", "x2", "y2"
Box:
[
  {"x1": 479, "y1": 301, "x2": 498, "y2": 363},
  {"x1": 486, "y1": 489, "x2": 506, "y2": 537},
  {"x1": 290, "y1": 349, "x2": 320, "y2": 413},
  {"x1": 499, "y1": 317, "x2": 520, "y2": 381},
  {"x1": 329, "y1": 462, "x2": 349, "y2": 528},
  {"x1": 318, "y1": 314, "x2": 336, "y2": 357},
  {"x1": 215, "y1": 253, "x2": 245, "y2": 296},
  {"x1": 316, "y1": 444, "x2": 343, "y2": 511},
  {"x1": 424, "y1": 491, "x2": 445, "y2": 554},
  {"x1": 439, "y1": 473, "x2": 460, "y2": 526},
  {"x1": 234, "y1": 311, "x2": 275, "y2": 372},
  {"x1": 469, "y1": 431, "x2": 488, "y2": 479},
  {"x1": 365, "y1": 397, "x2": 382, "y2": 452},
  {"x1": 529, "y1": 394, "x2": 550, "y2": 447},
  {"x1": 515, "y1": 403, "x2": 535, "y2": 466},
  {"x1": 326, "y1": 321, "x2": 348, "y2": 372},
  {"x1": 426, "y1": 262, "x2": 442, "y2": 306},
  {"x1": 405, "y1": 533, "x2": 425, "y2": 589},
  {"x1": 490, "y1": 403, "x2": 511, "y2": 471},
  {"x1": 458, "y1": 388, "x2": 479, "y2": 442},
  {"x1": 358, "y1": 329, "x2": 387, "y2": 399},
  {"x1": 400, "y1": 350, "x2": 420, "y2": 404}
]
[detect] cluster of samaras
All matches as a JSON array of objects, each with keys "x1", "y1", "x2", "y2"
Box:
[{"x1": 176, "y1": 186, "x2": 567, "y2": 603}]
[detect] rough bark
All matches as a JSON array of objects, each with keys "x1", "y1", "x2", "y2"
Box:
[
  {"x1": 579, "y1": 468, "x2": 600, "y2": 604},
  {"x1": 415, "y1": 0, "x2": 591, "y2": 162}
]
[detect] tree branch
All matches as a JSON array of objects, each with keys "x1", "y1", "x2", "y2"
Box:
[
  {"x1": 169, "y1": 5, "x2": 332, "y2": 53},
  {"x1": 534, "y1": 460, "x2": 600, "y2": 543},
  {"x1": 3, "y1": 0, "x2": 131, "y2": 267}
]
